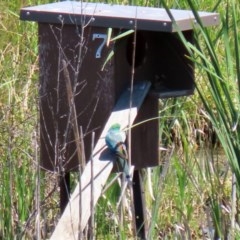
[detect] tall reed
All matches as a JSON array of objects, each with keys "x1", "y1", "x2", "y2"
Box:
[
  {"x1": 160, "y1": 0, "x2": 240, "y2": 238},
  {"x1": 172, "y1": 0, "x2": 240, "y2": 190}
]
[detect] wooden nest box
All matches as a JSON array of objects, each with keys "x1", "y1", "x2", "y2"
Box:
[{"x1": 20, "y1": 1, "x2": 219, "y2": 172}]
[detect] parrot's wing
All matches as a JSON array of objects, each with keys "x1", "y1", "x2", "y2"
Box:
[
  {"x1": 105, "y1": 132, "x2": 119, "y2": 150},
  {"x1": 105, "y1": 130, "x2": 126, "y2": 151},
  {"x1": 115, "y1": 142, "x2": 130, "y2": 178},
  {"x1": 115, "y1": 142, "x2": 128, "y2": 160}
]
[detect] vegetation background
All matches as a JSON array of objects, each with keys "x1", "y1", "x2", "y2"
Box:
[{"x1": 0, "y1": 0, "x2": 240, "y2": 239}]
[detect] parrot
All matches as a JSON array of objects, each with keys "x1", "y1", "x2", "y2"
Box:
[{"x1": 105, "y1": 123, "x2": 130, "y2": 180}]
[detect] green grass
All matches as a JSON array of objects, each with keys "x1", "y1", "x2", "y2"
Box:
[
  {"x1": 1, "y1": 0, "x2": 240, "y2": 239},
  {"x1": 0, "y1": 1, "x2": 58, "y2": 238}
]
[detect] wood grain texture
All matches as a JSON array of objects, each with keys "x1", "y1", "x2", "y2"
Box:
[{"x1": 50, "y1": 81, "x2": 151, "y2": 239}]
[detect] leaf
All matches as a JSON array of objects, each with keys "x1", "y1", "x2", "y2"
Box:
[
  {"x1": 110, "y1": 29, "x2": 134, "y2": 42},
  {"x1": 101, "y1": 50, "x2": 114, "y2": 71},
  {"x1": 106, "y1": 28, "x2": 112, "y2": 47}
]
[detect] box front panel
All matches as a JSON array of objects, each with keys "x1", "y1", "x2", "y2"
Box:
[{"x1": 39, "y1": 23, "x2": 116, "y2": 171}]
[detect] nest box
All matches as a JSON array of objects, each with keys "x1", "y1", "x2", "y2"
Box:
[{"x1": 20, "y1": 1, "x2": 219, "y2": 171}]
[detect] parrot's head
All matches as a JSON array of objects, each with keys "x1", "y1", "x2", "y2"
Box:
[{"x1": 109, "y1": 123, "x2": 121, "y2": 131}]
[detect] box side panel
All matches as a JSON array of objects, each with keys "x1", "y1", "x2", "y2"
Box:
[{"x1": 131, "y1": 95, "x2": 159, "y2": 169}]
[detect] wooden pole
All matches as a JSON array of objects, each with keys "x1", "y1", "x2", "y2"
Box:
[
  {"x1": 133, "y1": 170, "x2": 147, "y2": 239},
  {"x1": 59, "y1": 172, "x2": 71, "y2": 213}
]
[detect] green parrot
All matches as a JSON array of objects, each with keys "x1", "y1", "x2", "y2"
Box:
[{"x1": 105, "y1": 123, "x2": 130, "y2": 180}]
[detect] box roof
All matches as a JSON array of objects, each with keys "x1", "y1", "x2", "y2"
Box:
[{"x1": 20, "y1": 1, "x2": 219, "y2": 32}]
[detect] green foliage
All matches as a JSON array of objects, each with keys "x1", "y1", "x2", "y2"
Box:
[
  {"x1": 180, "y1": 0, "x2": 240, "y2": 187},
  {"x1": 0, "y1": 0, "x2": 58, "y2": 238},
  {"x1": 160, "y1": 0, "x2": 240, "y2": 238}
]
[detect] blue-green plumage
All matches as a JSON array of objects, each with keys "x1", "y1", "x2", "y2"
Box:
[{"x1": 105, "y1": 123, "x2": 130, "y2": 179}]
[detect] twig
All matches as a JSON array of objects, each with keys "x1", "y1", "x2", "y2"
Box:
[
  {"x1": 117, "y1": 166, "x2": 135, "y2": 209},
  {"x1": 89, "y1": 132, "x2": 95, "y2": 240},
  {"x1": 127, "y1": 11, "x2": 138, "y2": 237},
  {"x1": 62, "y1": 59, "x2": 85, "y2": 170},
  {"x1": 78, "y1": 127, "x2": 85, "y2": 240},
  {"x1": 35, "y1": 128, "x2": 41, "y2": 240},
  {"x1": 159, "y1": 146, "x2": 175, "y2": 190},
  {"x1": 231, "y1": 173, "x2": 236, "y2": 230},
  {"x1": 62, "y1": 58, "x2": 85, "y2": 240}
]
